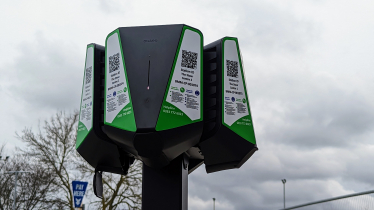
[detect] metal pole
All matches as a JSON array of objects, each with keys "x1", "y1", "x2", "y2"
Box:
[
  {"x1": 213, "y1": 198, "x2": 215, "y2": 210},
  {"x1": 282, "y1": 179, "x2": 286, "y2": 209},
  {"x1": 13, "y1": 172, "x2": 18, "y2": 210},
  {"x1": 283, "y1": 183, "x2": 285, "y2": 209},
  {"x1": 142, "y1": 154, "x2": 188, "y2": 210}
]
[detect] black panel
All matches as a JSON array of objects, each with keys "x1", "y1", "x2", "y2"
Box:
[
  {"x1": 102, "y1": 125, "x2": 137, "y2": 157},
  {"x1": 103, "y1": 25, "x2": 204, "y2": 169},
  {"x1": 200, "y1": 126, "x2": 257, "y2": 173},
  {"x1": 118, "y1": 25, "x2": 184, "y2": 131},
  {"x1": 77, "y1": 131, "x2": 123, "y2": 174}
]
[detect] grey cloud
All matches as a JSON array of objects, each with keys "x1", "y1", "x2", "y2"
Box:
[
  {"x1": 189, "y1": 145, "x2": 357, "y2": 209},
  {"x1": 343, "y1": 145, "x2": 374, "y2": 187},
  {"x1": 258, "y1": 73, "x2": 374, "y2": 149},
  {"x1": 7, "y1": 32, "x2": 84, "y2": 111},
  {"x1": 96, "y1": 0, "x2": 131, "y2": 14},
  {"x1": 232, "y1": 1, "x2": 319, "y2": 55},
  {"x1": 187, "y1": 1, "x2": 374, "y2": 210}
]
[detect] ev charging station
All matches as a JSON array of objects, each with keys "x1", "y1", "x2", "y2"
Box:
[
  {"x1": 76, "y1": 44, "x2": 131, "y2": 175},
  {"x1": 76, "y1": 24, "x2": 257, "y2": 210},
  {"x1": 201, "y1": 37, "x2": 257, "y2": 173}
]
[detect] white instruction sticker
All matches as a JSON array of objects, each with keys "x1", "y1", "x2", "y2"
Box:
[
  {"x1": 223, "y1": 40, "x2": 249, "y2": 126},
  {"x1": 79, "y1": 46, "x2": 94, "y2": 131},
  {"x1": 165, "y1": 29, "x2": 201, "y2": 120},
  {"x1": 105, "y1": 32, "x2": 131, "y2": 123}
]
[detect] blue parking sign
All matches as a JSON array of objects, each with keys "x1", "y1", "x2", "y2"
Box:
[{"x1": 72, "y1": 181, "x2": 88, "y2": 208}]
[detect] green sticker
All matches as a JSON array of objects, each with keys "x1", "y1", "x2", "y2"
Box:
[
  {"x1": 104, "y1": 29, "x2": 136, "y2": 132},
  {"x1": 222, "y1": 38, "x2": 256, "y2": 144},
  {"x1": 156, "y1": 26, "x2": 203, "y2": 131},
  {"x1": 77, "y1": 45, "x2": 94, "y2": 149}
]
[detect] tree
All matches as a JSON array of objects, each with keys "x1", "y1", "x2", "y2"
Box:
[
  {"x1": 0, "y1": 146, "x2": 62, "y2": 210},
  {"x1": 17, "y1": 111, "x2": 142, "y2": 209},
  {"x1": 78, "y1": 160, "x2": 142, "y2": 210},
  {"x1": 0, "y1": 145, "x2": 13, "y2": 210},
  {"x1": 17, "y1": 111, "x2": 79, "y2": 209}
]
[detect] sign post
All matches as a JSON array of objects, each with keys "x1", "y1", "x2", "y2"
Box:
[{"x1": 72, "y1": 181, "x2": 88, "y2": 208}]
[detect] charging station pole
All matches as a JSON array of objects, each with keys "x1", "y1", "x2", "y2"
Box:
[
  {"x1": 142, "y1": 154, "x2": 189, "y2": 210},
  {"x1": 77, "y1": 24, "x2": 258, "y2": 210}
]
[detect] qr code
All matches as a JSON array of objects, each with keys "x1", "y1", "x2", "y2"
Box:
[
  {"x1": 181, "y1": 50, "x2": 198, "y2": 69},
  {"x1": 85, "y1": 66, "x2": 92, "y2": 84},
  {"x1": 109, "y1": 53, "x2": 120, "y2": 73},
  {"x1": 226, "y1": 60, "x2": 238, "y2": 78}
]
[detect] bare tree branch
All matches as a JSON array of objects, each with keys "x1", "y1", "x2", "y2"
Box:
[{"x1": 15, "y1": 110, "x2": 142, "y2": 209}]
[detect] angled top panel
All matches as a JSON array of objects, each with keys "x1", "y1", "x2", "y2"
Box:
[{"x1": 119, "y1": 24, "x2": 185, "y2": 131}]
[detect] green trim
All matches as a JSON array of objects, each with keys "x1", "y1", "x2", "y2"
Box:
[
  {"x1": 76, "y1": 122, "x2": 89, "y2": 148},
  {"x1": 76, "y1": 44, "x2": 94, "y2": 149},
  {"x1": 228, "y1": 115, "x2": 256, "y2": 143},
  {"x1": 108, "y1": 103, "x2": 136, "y2": 131},
  {"x1": 156, "y1": 102, "x2": 193, "y2": 130},
  {"x1": 221, "y1": 37, "x2": 256, "y2": 144},
  {"x1": 189, "y1": 26, "x2": 204, "y2": 124},
  {"x1": 156, "y1": 26, "x2": 203, "y2": 131},
  {"x1": 104, "y1": 29, "x2": 137, "y2": 132}
]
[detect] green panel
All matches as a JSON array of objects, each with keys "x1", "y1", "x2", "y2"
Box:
[
  {"x1": 222, "y1": 37, "x2": 256, "y2": 144},
  {"x1": 156, "y1": 102, "x2": 193, "y2": 131},
  {"x1": 104, "y1": 29, "x2": 136, "y2": 132},
  {"x1": 227, "y1": 116, "x2": 256, "y2": 144},
  {"x1": 76, "y1": 44, "x2": 94, "y2": 149},
  {"x1": 109, "y1": 103, "x2": 137, "y2": 131},
  {"x1": 76, "y1": 121, "x2": 89, "y2": 148},
  {"x1": 156, "y1": 26, "x2": 203, "y2": 131}
]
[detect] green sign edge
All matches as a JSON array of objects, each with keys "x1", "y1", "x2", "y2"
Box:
[
  {"x1": 103, "y1": 29, "x2": 137, "y2": 132},
  {"x1": 221, "y1": 37, "x2": 256, "y2": 144},
  {"x1": 76, "y1": 44, "x2": 95, "y2": 149},
  {"x1": 155, "y1": 25, "x2": 204, "y2": 131}
]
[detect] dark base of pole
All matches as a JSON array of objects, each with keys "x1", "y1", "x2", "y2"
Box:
[{"x1": 142, "y1": 154, "x2": 189, "y2": 210}]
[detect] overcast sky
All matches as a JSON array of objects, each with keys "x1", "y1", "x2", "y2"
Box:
[{"x1": 1, "y1": 0, "x2": 374, "y2": 209}]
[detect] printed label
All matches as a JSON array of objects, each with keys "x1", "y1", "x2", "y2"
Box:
[
  {"x1": 104, "y1": 30, "x2": 136, "y2": 131},
  {"x1": 156, "y1": 27, "x2": 203, "y2": 131},
  {"x1": 77, "y1": 45, "x2": 94, "y2": 148},
  {"x1": 223, "y1": 38, "x2": 256, "y2": 144}
]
